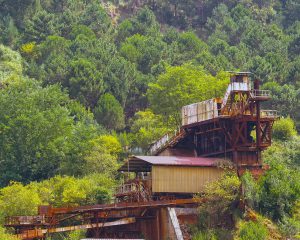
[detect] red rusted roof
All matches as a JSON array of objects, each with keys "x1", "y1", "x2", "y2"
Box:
[{"x1": 119, "y1": 156, "x2": 223, "y2": 172}]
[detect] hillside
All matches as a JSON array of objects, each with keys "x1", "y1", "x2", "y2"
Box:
[{"x1": 0, "y1": 0, "x2": 300, "y2": 239}]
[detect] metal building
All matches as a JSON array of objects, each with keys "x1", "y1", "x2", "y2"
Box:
[{"x1": 118, "y1": 156, "x2": 224, "y2": 195}]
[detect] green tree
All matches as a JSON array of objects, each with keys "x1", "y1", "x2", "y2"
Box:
[
  {"x1": 195, "y1": 171, "x2": 240, "y2": 230},
  {"x1": 116, "y1": 7, "x2": 160, "y2": 43},
  {"x1": 79, "y1": 1, "x2": 111, "y2": 36},
  {"x1": 147, "y1": 64, "x2": 229, "y2": 125},
  {"x1": 0, "y1": 45, "x2": 22, "y2": 83},
  {"x1": 263, "y1": 82, "x2": 300, "y2": 127},
  {"x1": 24, "y1": 10, "x2": 56, "y2": 43},
  {"x1": 167, "y1": 31, "x2": 209, "y2": 65},
  {"x1": 130, "y1": 110, "x2": 169, "y2": 152},
  {"x1": 35, "y1": 35, "x2": 72, "y2": 85},
  {"x1": 0, "y1": 78, "x2": 99, "y2": 186},
  {"x1": 120, "y1": 34, "x2": 166, "y2": 74},
  {"x1": 94, "y1": 93, "x2": 125, "y2": 130},
  {"x1": 104, "y1": 56, "x2": 138, "y2": 108},
  {"x1": 0, "y1": 182, "x2": 41, "y2": 224},
  {"x1": 83, "y1": 135, "x2": 122, "y2": 176},
  {"x1": 272, "y1": 117, "x2": 297, "y2": 141},
  {"x1": 0, "y1": 16, "x2": 19, "y2": 47},
  {"x1": 0, "y1": 227, "x2": 18, "y2": 240},
  {"x1": 0, "y1": 79, "x2": 69, "y2": 185},
  {"x1": 69, "y1": 58, "x2": 105, "y2": 108},
  {"x1": 258, "y1": 163, "x2": 300, "y2": 221}
]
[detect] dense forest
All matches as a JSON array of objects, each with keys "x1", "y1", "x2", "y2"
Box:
[{"x1": 0, "y1": 0, "x2": 299, "y2": 239}]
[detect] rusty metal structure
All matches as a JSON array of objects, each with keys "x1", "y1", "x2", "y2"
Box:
[
  {"x1": 5, "y1": 198, "x2": 200, "y2": 239},
  {"x1": 149, "y1": 72, "x2": 277, "y2": 176},
  {"x1": 5, "y1": 72, "x2": 277, "y2": 239}
]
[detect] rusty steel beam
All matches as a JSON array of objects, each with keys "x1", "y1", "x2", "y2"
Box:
[
  {"x1": 71, "y1": 198, "x2": 201, "y2": 213},
  {"x1": 16, "y1": 217, "x2": 136, "y2": 240}
]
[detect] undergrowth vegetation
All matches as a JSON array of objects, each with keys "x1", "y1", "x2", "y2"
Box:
[{"x1": 0, "y1": 0, "x2": 299, "y2": 239}]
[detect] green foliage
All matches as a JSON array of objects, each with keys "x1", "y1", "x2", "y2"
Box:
[
  {"x1": 83, "y1": 135, "x2": 122, "y2": 176},
  {"x1": 0, "y1": 174, "x2": 115, "y2": 224},
  {"x1": 0, "y1": 227, "x2": 18, "y2": 240},
  {"x1": 240, "y1": 171, "x2": 260, "y2": 209},
  {"x1": 0, "y1": 77, "x2": 100, "y2": 185},
  {"x1": 0, "y1": 44, "x2": 22, "y2": 83},
  {"x1": 248, "y1": 136, "x2": 300, "y2": 225},
  {"x1": 263, "y1": 136, "x2": 300, "y2": 168},
  {"x1": 258, "y1": 163, "x2": 300, "y2": 221},
  {"x1": 0, "y1": 16, "x2": 19, "y2": 47},
  {"x1": 35, "y1": 35, "x2": 72, "y2": 85},
  {"x1": 94, "y1": 93, "x2": 125, "y2": 130},
  {"x1": 25, "y1": 10, "x2": 56, "y2": 43},
  {"x1": 32, "y1": 174, "x2": 115, "y2": 207},
  {"x1": 272, "y1": 117, "x2": 297, "y2": 141},
  {"x1": 263, "y1": 82, "x2": 300, "y2": 127},
  {"x1": 196, "y1": 172, "x2": 240, "y2": 230},
  {"x1": 192, "y1": 230, "x2": 218, "y2": 240},
  {"x1": 63, "y1": 230, "x2": 86, "y2": 240},
  {"x1": 130, "y1": 110, "x2": 169, "y2": 152},
  {"x1": 237, "y1": 220, "x2": 268, "y2": 240},
  {"x1": 69, "y1": 58, "x2": 105, "y2": 108},
  {"x1": 148, "y1": 64, "x2": 229, "y2": 125},
  {"x1": 204, "y1": 172, "x2": 241, "y2": 213},
  {"x1": 0, "y1": 3, "x2": 299, "y2": 239},
  {"x1": 0, "y1": 182, "x2": 41, "y2": 224},
  {"x1": 279, "y1": 215, "x2": 300, "y2": 238},
  {"x1": 79, "y1": 2, "x2": 111, "y2": 35},
  {"x1": 120, "y1": 34, "x2": 166, "y2": 74},
  {"x1": 192, "y1": 229, "x2": 232, "y2": 240},
  {"x1": 116, "y1": 7, "x2": 160, "y2": 43}
]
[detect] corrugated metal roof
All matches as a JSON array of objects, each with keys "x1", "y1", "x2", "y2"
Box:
[
  {"x1": 135, "y1": 156, "x2": 220, "y2": 166},
  {"x1": 118, "y1": 156, "x2": 222, "y2": 172}
]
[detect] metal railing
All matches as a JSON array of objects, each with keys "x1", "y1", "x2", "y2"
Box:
[
  {"x1": 250, "y1": 90, "x2": 271, "y2": 98},
  {"x1": 260, "y1": 110, "x2": 278, "y2": 118},
  {"x1": 116, "y1": 183, "x2": 138, "y2": 195},
  {"x1": 5, "y1": 215, "x2": 46, "y2": 225},
  {"x1": 149, "y1": 129, "x2": 180, "y2": 155}
]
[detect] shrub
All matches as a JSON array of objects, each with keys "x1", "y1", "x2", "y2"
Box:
[
  {"x1": 192, "y1": 230, "x2": 217, "y2": 240},
  {"x1": 192, "y1": 229, "x2": 232, "y2": 240},
  {"x1": 240, "y1": 171, "x2": 260, "y2": 209},
  {"x1": 273, "y1": 117, "x2": 297, "y2": 141},
  {"x1": 0, "y1": 227, "x2": 18, "y2": 240},
  {"x1": 196, "y1": 172, "x2": 240, "y2": 229},
  {"x1": 237, "y1": 220, "x2": 268, "y2": 240}
]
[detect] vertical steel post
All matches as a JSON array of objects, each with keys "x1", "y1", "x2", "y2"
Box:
[{"x1": 255, "y1": 80, "x2": 261, "y2": 162}]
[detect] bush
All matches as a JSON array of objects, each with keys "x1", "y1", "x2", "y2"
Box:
[
  {"x1": 237, "y1": 220, "x2": 268, "y2": 240},
  {"x1": 279, "y1": 217, "x2": 300, "y2": 238},
  {"x1": 0, "y1": 227, "x2": 18, "y2": 240},
  {"x1": 192, "y1": 229, "x2": 232, "y2": 240},
  {"x1": 0, "y1": 182, "x2": 42, "y2": 224},
  {"x1": 258, "y1": 164, "x2": 300, "y2": 221},
  {"x1": 273, "y1": 117, "x2": 297, "y2": 141},
  {"x1": 196, "y1": 172, "x2": 240, "y2": 229},
  {"x1": 192, "y1": 230, "x2": 217, "y2": 240},
  {"x1": 240, "y1": 171, "x2": 260, "y2": 209}
]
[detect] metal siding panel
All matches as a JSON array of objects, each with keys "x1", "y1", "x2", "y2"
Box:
[{"x1": 152, "y1": 166, "x2": 223, "y2": 193}]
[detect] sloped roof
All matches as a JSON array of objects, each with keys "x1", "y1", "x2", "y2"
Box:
[{"x1": 118, "y1": 156, "x2": 222, "y2": 172}]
